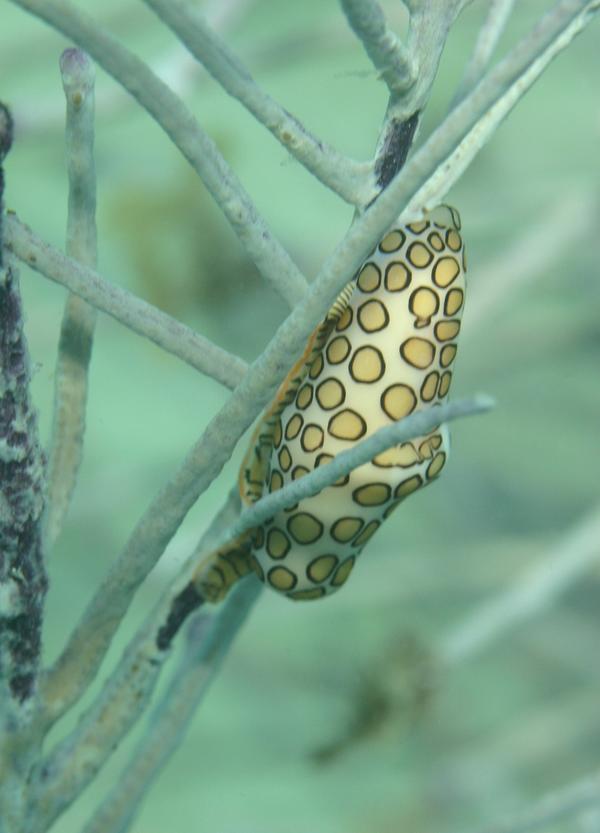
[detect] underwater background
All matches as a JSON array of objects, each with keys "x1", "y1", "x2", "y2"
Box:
[{"x1": 1, "y1": 1, "x2": 599, "y2": 831}]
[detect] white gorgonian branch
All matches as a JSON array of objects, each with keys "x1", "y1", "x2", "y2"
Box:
[
  {"x1": 474, "y1": 767, "x2": 600, "y2": 833},
  {"x1": 340, "y1": 0, "x2": 417, "y2": 96},
  {"x1": 223, "y1": 395, "x2": 494, "y2": 544},
  {"x1": 44, "y1": 49, "x2": 98, "y2": 550},
  {"x1": 3, "y1": 213, "x2": 249, "y2": 390},
  {"x1": 440, "y1": 506, "x2": 600, "y2": 666},
  {"x1": 453, "y1": 0, "x2": 517, "y2": 105}
]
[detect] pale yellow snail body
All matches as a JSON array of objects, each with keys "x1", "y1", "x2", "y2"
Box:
[{"x1": 194, "y1": 205, "x2": 466, "y2": 603}]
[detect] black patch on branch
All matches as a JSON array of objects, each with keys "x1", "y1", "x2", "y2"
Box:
[
  {"x1": 0, "y1": 107, "x2": 48, "y2": 703},
  {"x1": 59, "y1": 312, "x2": 95, "y2": 366},
  {"x1": 0, "y1": 102, "x2": 15, "y2": 269},
  {"x1": 156, "y1": 582, "x2": 204, "y2": 651},
  {"x1": 374, "y1": 111, "x2": 420, "y2": 191},
  {"x1": 0, "y1": 103, "x2": 13, "y2": 159}
]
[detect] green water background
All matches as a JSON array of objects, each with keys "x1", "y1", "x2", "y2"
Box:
[{"x1": 1, "y1": 2, "x2": 599, "y2": 831}]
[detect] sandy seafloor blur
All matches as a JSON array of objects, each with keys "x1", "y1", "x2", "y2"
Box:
[{"x1": 1, "y1": 2, "x2": 599, "y2": 831}]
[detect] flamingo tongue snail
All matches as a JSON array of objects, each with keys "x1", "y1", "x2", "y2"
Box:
[{"x1": 191, "y1": 204, "x2": 467, "y2": 607}]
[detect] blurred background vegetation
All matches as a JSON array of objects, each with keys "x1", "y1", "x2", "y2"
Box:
[{"x1": 1, "y1": 1, "x2": 599, "y2": 831}]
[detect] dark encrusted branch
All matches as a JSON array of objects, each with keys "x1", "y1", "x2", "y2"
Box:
[
  {"x1": 156, "y1": 582, "x2": 204, "y2": 651},
  {"x1": 0, "y1": 103, "x2": 14, "y2": 269},
  {"x1": 0, "y1": 102, "x2": 47, "y2": 703},
  {"x1": 374, "y1": 110, "x2": 420, "y2": 190}
]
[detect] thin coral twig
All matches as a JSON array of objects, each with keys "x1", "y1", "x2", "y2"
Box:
[
  {"x1": 45, "y1": 49, "x2": 98, "y2": 550},
  {"x1": 402, "y1": 0, "x2": 463, "y2": 113},
  {"x1": 142, "y1": 0, "x2": 368, "y2": 205},
  {"x1": 474, "y1": 767, "x2": 600, "y2": 833},
  {"x1": 440, "y1": 507, "x2": 600, "y2": 666},
  {"x1": 4, "y1": 213, "x2": 249, "y2": 390},
  {"x1": 453, "y1": 0, "x2": 517, "y2": 106},
  {"x1": 464, "y1": 191, "x2": 597, "y2": 334},
  {"x1": 224, "y1": 395, "x2": 494, "y2": 546},
  {"x1": 9, "y1": 0, "x2": 309, "y2": 307},
  {"x1": 340, "y1": 0, "x2": 416, "y2": 95}
]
